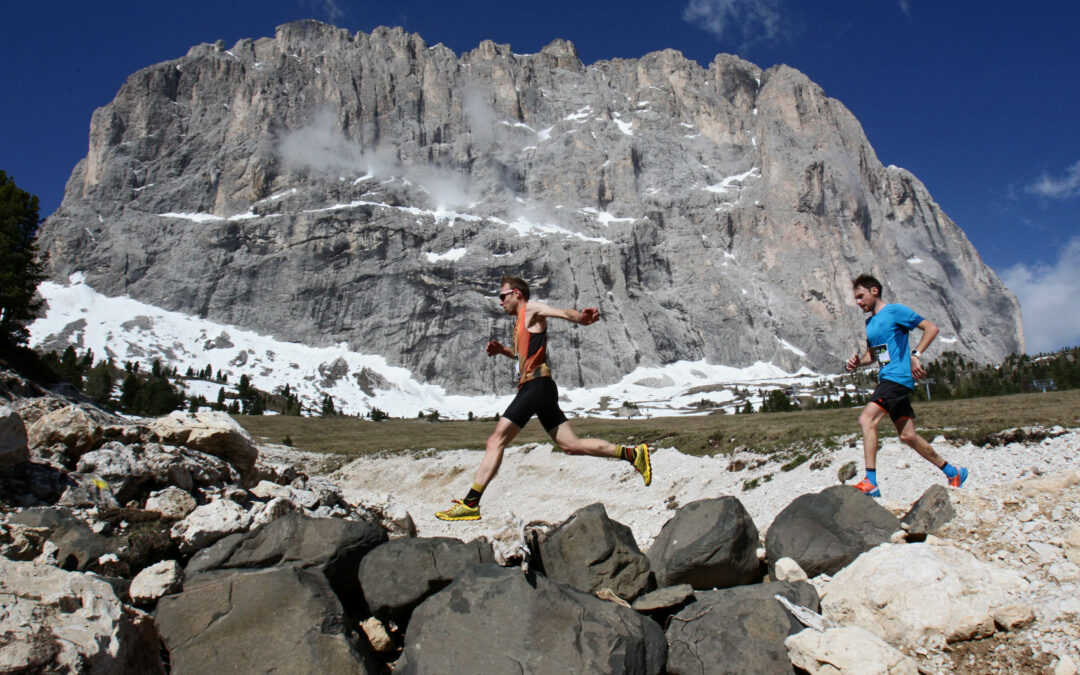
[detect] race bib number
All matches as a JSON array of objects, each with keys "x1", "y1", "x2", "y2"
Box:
[{"x1": 870, "y1": 343, "x2": 891, "y2": 364}]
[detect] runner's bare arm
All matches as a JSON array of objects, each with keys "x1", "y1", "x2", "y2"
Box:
[
  {"x1": 531, "y1": 302, "x2": 600, "y2": 325},
  {"x1": 846, "y1": 349, "x2": 873, "y2": 371},
  {"x1": 910, "y1": 319, "x2": 939, "y2": 378}
]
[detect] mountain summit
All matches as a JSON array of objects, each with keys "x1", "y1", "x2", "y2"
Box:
[{"x1": 36, "y1": 20, "x2": 1022, "y2": 394}]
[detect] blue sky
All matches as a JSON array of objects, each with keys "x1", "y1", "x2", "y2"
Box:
[{"x1": 2, "y1": 0, "x2": 1077, "y2": 353}]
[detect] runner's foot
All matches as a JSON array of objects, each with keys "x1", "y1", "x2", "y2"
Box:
[
  {"x1": 435, "y1": 500, "x2": 481, "y2": 521},
  {"x1": 853, "y1": 478, "x2": 881, "y2": 498},
  {"x1": 632, "y1": 443, "x2": 651, "y2": 486},
  {"x1": 948, "y1": 467, "x2": 969, "y2": 488}
]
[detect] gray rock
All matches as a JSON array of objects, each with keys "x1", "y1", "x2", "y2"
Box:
[
  {"x1": 155, "y1": 566, "x2": 378, "y2": 674},
  {"x1": 185, "y1": 511, "x2": 387, "y2": 612},
  {"x1": 665, "y1": 580, "x2": 819, "y2": 675},
  {"x1": 539, "y1": 502, "x2": 654, "y2": 601},
  {"x1": 357, "y1": 536, "x2": 494, "y2": 623},
  {"x1": 10, "y1": 507, "x2": 115, "y2": 572},
  {"x1": 901, "y1": 484, "x2": 955, "y2": 536},
  {"x1": 631, "y1": 583, "x2": 695, "y2": 612},
  {"x1": 398, "y1": 563, "x2": 666, "y2": 674},
  {"x1": 0, "y1": 405, "x2": 29, "y2": 468},
  {"x1": 765, "y1": 485, "x2": 899, "y2": 578},
  {"x1": 647, "y1": 496, "x2": 762, "y2": 590},
  {"x1": 35, "y1": 22, "x2": 1021, "y2": 397}
]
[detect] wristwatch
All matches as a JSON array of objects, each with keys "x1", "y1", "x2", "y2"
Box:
[{"x1": 911, "y1": 349, "x2": 921, "y2": 358}]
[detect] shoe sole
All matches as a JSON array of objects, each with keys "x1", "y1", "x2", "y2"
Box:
[
  {"x1": 637, "y1": 443, "x2": 652, "y2": 487},
  {"x1": 435, "y1": 514, "x2": 481, "y2": 521}
]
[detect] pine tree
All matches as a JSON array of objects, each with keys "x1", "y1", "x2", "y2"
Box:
[{"x1": 0, "y1": 171, "x2": 46, "y2": 350}]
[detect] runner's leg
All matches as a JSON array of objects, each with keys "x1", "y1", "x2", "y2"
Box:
[
  {"x1": 895, "y1": 418, "x2": 946, "y2": 468},
  {"x1": 548, "y1": 421, "x2": 620, "y2": 457},
  {"x1": 858, "y1": 403, "x2": 888, "y2": 471},
  {"x1": 475, "y1": 416, "x2": 522, "y2": 487}
]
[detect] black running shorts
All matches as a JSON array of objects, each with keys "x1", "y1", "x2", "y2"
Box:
[
  {"x1": 869, "y1": 379, "x2": 916, "y2": 424},
  {"x1": 502, "y1": 377, "x2": 568, "y2": 432}
]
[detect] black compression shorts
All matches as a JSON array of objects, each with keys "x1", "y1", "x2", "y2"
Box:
[
  {"x1": 502, "y1": 377, "x2": 568, "y2": 432},
  {"x1": 870, "y1": 379, "x2": 915, "y2": 424}
]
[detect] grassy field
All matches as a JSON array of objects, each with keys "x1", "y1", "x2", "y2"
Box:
[{"x1": 235, "y1": 389, "x2": 1080, "y2": 460}]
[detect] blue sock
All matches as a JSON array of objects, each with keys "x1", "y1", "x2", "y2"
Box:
[
  {"x1": 866, "y1": 469, "x2": 877, "y2": 485},
  {"x1": 941, "y1": 463, "x2": 958, "y2": 479}
]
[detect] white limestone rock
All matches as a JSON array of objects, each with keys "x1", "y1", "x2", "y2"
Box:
[
  {"x1": 822, "y1": 542, "x2": 1029, "y2": 649},
  {"x1": 145, "y1": 486, "x2": 198, "y2": 520},
  {"x1": 170, "y1": 498, "x2": 253, "y2": 553},
  {"x1": 0, "y1": 556, "x2": 164, "y2": 673},
  {"x1": 785, "y1": 626, "x2": 919, "y2": 675},
  {"x1": 130, "y1": 560, "x2": 184, "y2": 606}
]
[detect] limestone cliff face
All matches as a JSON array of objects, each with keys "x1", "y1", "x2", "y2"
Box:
[{"x1": 37, "y1": 21, "x2": 1023, "y2": 393}]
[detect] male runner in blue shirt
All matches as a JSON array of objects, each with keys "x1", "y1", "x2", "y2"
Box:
[{"x1": 845, "y1": 274, "x2": 968, "y2": 497}]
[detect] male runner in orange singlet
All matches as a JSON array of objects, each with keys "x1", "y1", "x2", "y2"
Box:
[{"x1": 436, "y1": 275, "x2": 651, "y2": 521}]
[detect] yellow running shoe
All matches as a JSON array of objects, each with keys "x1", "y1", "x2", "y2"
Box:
[
  {"x1": 435, "y1": 500, "x2": 481, "y2": 521},
  {"x1": 632, "y1": 443, "x2": 651, "y2": 486}
]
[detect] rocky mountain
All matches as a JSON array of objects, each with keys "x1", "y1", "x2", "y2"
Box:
[{"x1": 35, "y1": 20, "x2": 1023, "y2": 394}]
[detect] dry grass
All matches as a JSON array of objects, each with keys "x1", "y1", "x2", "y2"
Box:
[{"x1": 235, "y1": 389, "x2": 1080, "y2": 460}]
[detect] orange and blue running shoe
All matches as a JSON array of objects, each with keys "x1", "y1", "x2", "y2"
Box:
[
  {"x1": 948, "y1": 467, "x2": 969, "y2": 488},
  {"x1": 853, "y1": 478, "x2": 881, "y2": 498}
]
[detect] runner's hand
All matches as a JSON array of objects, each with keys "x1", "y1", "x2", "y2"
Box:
[
  {"x1": 845, "y1": 354, "x2": 859, "y2": 371},
  {"x1": 911, "y1": 355, "x2": 926, "y2": 379},
  {"x1": 485, "y1": 340, "x2": 505, "y2": 356},
  {"x1": 579, "y1": 307, "x2": 600, "y2": 325}
]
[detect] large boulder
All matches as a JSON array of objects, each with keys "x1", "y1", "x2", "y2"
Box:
[
  {"x1": 76, "y1": 441, "x2": 239, "y2": 505},
  {"x1": 357, "y1": 536, "x2": 494, "y2": 623},
  {"x1": 0, "y1": 404, "x2": 29, "y2": 468},
  {"x1": 398, "y1": 564, "x2": 666, "y2": 674},
  {"x1": 785, "y1": 626, "x2": 919, "y2": 674},
  {"x1": 185, "y1": 511, "x2": 387, "y2": 612},
  {"x1": 765, "y1": 485, "x2": 899, "y2": 577},
  {"x1": 0, "y1": 556, "x2": 165, "y2": 674},
  {"x1": 664, "y1": 580, "x2": 819, "y2": 675},
  {"x1": 647, "y1": 496, "x2": 762, "y2": 589},
  {"x1": 821, "y1": 541, "x2": 1030, "y2": 649},
  {"x1": 26, "y1": 404, "x2": 103, "y2": 464},
  {"x1": 148, "y1": 411, "x2": 258, "y2": 486},
  {"x1": 155, "y1": 566, "x2": 378, "y2": 674},
  {"x1": 539, "y1": 502, "x2": 654, "y2": 601}
]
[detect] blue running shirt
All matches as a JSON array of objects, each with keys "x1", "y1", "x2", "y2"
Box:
[{"x1": 865, "y1": 303, "x2": 924, "y2": 389}]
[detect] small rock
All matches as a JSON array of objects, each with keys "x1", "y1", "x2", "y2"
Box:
[
  {"x1": 890, "y1": 530, "x2": 907, "y2": 543},
  {"x1": 1029, "y1": 541, "x2": 1062, "y2": 563},
  {"x1": 145, "y1": 487, "x2": 197, "y2": 520},
  {"x1": 130, "y1": 560, "x2": 183, "y2": 606},
  {"x1": 1056, "y1": 655, "x2": 1078, "y2": 675},
  {"x1": 994, "y1": 604, "x2": 1035, "y2": 631},
  {"x1": 361, "y1": 616, "x2": 395, "y2": 654},
  {"x1": 774, "y1": 557, "x2": 809, "y2": 583}
]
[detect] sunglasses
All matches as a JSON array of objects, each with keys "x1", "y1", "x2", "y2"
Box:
[{"x1": 498, "y1": 291, "x2": 515, "y2": 301}]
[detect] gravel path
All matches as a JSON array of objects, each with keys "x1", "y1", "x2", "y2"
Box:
[{"x1": 329, "y1": 427, "x2": 1080, "y2": 550}]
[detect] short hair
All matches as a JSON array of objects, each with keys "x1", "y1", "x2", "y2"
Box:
[
  {"x1": 500, "y1": 275, "x2": 530, "y2": 300},
  {"x1": 852, "y1": 274, "x2": 883, "y2": 296}
]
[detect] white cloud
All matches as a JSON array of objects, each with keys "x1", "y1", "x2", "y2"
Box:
[
  {"x1": 277, "y1": 107, "x2": 476, "y2": 209},
  {"x1": 1027, "y1": 160, "x2": 1080, "y2": 199},
  {"x1": 1001, "y1": 236, "x2": 1080, "y2": 354},
  {"x1": 898, "y1": 0, "x2": 912, "y2": 18},
  {"x1": 682, "y1": 0, "x2": 784, "y2": 43}
]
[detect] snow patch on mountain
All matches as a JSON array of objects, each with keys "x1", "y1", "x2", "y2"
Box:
[{"x1": 30, "y1": 275, "x2": 822, "y2": 419}]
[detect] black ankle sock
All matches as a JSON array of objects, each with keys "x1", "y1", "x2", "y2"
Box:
[{"x1": 463, "y1": 487, "x2": 483, "y2": 508}]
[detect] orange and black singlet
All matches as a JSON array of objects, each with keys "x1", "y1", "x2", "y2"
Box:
[{"x1": 514, "y1": 302, "x2": 552, "y2": 388}]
